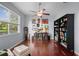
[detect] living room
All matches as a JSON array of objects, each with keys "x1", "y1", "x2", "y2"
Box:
[{"x1": 0, "y1": 2, "x2": 79, "y2": 56}]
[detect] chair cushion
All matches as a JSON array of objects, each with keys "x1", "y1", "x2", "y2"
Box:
[{"x1": 13, "y1": 44, "x2": 29, "y2": 55}]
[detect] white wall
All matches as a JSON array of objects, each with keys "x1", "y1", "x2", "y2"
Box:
[
  {"x1": 25, "y1": 15, "x2": 33, "y2": 40},
  {"x1": 48, "y1": 16, "x2": 54, "y2": 39},
  {"x1": 0, "y1": 2, "x2": 26, "y2": 49}
]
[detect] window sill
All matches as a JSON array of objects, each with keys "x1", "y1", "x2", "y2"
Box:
[{"x1": 0, "y1": 33, "x2": 21, "y2": 38}]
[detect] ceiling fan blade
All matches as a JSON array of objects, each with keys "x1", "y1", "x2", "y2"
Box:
[
  {"x1": 43, "y1": 13, "x2": 50, "y2": 15},
  {"x1": 30, "y1": 3, "x2": 50, "y2": 17}
]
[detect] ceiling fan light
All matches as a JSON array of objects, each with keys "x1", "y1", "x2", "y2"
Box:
[{"x1": 37, "y1": 12, "x2": 43, "y2": 16}]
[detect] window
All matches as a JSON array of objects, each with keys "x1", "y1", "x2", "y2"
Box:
[
  {"x1": 0, "y1": 4, "x2": 20, "y2": 36},
  {"x1": 0, "y1": 22, "x2": 8, "y2": 35}
]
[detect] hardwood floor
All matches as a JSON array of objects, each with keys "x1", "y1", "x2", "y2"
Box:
[{"x1": 21, "y1": 40, "x2": 76, "y2": 56}]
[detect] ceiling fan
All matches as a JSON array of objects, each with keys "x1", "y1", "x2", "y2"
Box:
[{"x1": 31, "y1": 3, "x2": 50, "y2": 17}]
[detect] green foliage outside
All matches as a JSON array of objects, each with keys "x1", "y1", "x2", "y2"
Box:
[{"x1": 0, "y1": 22, "x2": 8, "y2": 33}]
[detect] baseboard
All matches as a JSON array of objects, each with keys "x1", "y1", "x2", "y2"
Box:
[
  {"x1": 74, "y1": 51, "x2": 79, "y2": 56},
  {"x1": 9, "y1": 39, "x2": 24, "y2": 49}
]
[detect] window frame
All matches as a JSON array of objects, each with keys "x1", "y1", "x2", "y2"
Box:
[{"x1": 0, "y1": 4, "x2": 20, "y2": 37}]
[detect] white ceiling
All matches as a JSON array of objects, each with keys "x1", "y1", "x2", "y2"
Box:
[{"x1": 12, "y1": 2, "x2": 66, "y2": 16}]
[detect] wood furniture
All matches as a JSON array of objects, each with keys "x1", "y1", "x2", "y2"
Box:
[
  {"x1": 24, "y1": 27, "x2": 28, "y2": 40},
  {"x1": 13, "y1": 45, "x2": 30, "y2": 56},
  {"x1": 33, "y1": 32, "x2": 50, "y2": 40},
  {"x1": 54, "y1": 14, "x2": 74, "y2": 52}
]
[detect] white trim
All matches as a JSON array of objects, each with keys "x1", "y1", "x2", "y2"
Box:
[
  {"x1": 0, "y1": 33, "x2": 21, "y2": 38},
  {"x1": 8, "y1": 23, "x2": 10, "y2": 34},
  {"x1": 74, "y1": 51, "x2": 79, "y2": 56}
]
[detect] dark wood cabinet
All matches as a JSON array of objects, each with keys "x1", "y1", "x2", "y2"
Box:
[
  {"x1": 24, "y1": 27, "x2": 28, "y2": 40},
  {"x1": 54, "y1": 14, "x2": 74, "y2": 52}
]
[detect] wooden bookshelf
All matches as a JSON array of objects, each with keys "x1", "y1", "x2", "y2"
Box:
[{"x1": 54, "y1": 14, "x2": 74, "y2": 52}]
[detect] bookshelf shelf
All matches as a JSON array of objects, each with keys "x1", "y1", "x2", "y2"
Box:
[{"x1": 54, "y1": 14, "x2": 74, "y2": 52}]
